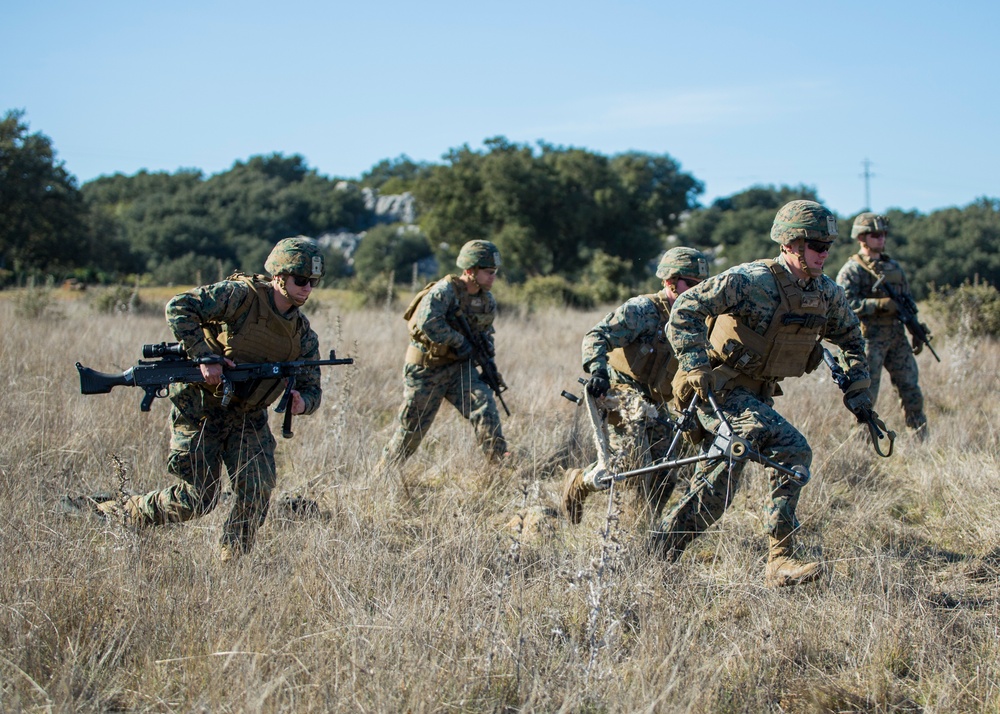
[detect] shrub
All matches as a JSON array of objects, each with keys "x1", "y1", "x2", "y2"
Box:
[
  {"x1": 347, "y1": 272, "x2": 399, "y2": 309},
  {"x1": 90, "y1": 285, "x2": 144, "y2": 315},
  {"x1": 516, "y1": 275, "x2": 594, "y2": 310},
  {"x1": 925, "y1": 280, "x2": 1000, "y2": 339},
  {"x1": 580, "y1": 250, "x2": 635, "y2": 304},
  {"x1": 13, "y1": 276, "x2": 60, "y2": 319}
]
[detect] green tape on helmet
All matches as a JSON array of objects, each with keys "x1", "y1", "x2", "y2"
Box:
[
  {"x1": 456, "y1": 240, "x2": 502, "y2": 269},
  {"x1": 770, "y1": 200, "x2": 838, "y2": 245},
  {"x1": 656, "y1": 247, "x2": 710, "y2": 280},
  {"x1": 851, "y1": 212, "x2": 889, "y2": 239},
  {"x1": 265, "y1": 237, "x2": 325, "y2": 277}
]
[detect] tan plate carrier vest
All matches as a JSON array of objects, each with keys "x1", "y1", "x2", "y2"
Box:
[
  {"x1": 607, "y1": 292, "x2": 676, "y2": 404},
  {"x1": 403, "y1": 275, "x2": 492, "y2": 367},
  {"x1": 202, "y1": 273, "x2": 304, "y2": 410},
  {"x1": 707, "y1": 260, "x2": 828, "y2": 398},
  {"x1": 851, "y1": 253, "x2": 906, "y2": 327}
]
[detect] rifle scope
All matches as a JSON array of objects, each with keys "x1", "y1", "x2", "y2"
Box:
[{"x1": 142, "y1": 342, "x2": 186, "y2": 359}]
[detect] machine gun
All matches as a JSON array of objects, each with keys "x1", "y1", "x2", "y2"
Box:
[
  {"x1": 76, "y1": 342, "x2": 353, "y2": 438},
  {"x1": 453, "y1": 311, "x2": 510, "y2": 416},
  {"x1": 872, "y1": 275, "x2": 940, "y2": 362},
  {"x1": 822, "y1": 347, "x2": 896, "y2": 457}
]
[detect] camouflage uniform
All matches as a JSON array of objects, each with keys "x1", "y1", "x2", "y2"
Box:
[
  {"x1": 654, "y1": 203, "x2": 869, "y2": 578},
  {"x1": 384, "y1": 242, "x2": 507, "y2": 464},
  {"x1": 581, "y1": 292, "x2": 680, "y2": 515},
  {"x1": 562, "y1": 247, "x2": 710, "y2": 525},
  {"x1": 115, "y1": 238, "x2": 323, "y2": 558},
  {"x1": 836, "y1": 217, "x2": 926, "y2": 431}
]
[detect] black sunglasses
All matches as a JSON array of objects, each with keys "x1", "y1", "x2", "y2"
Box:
[
  {"x1": 291, "y1": 275, "x2": 320, "y2": 287},
  {"x1": 804, "y1": 239, "x2": 831, "y2": 253}
]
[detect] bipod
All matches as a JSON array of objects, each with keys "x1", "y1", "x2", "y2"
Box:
[
  {"x1": 601, "y1": 391, "x2": 810, "y2": 489},
  {"x1": 561, "y1": 377, "x2": 681, "y2": 434},
  {"x1": 561, "y1": 379, "x2": 614, "y2": 486}
]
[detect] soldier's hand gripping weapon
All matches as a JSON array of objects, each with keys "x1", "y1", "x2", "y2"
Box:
[
  {"x1": 822, "y1": 347, "x2": 896, "y2": 457},
  {"x1": 453, "y1": 310, "x2": 511, "y2": 416},
  {"x1": 77, "y1": 342, "x2": 353, "y2": 439},
  {"x1": 872, "y1": 275, "x2": 940, "y2": 362},
  {"x1": 560, "y1": 381, "x2": 810, "y2": 490}
]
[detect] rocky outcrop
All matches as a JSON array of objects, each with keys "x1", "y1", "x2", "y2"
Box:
[
  {"x1": 315, "y1": 186, "x2": 422, "y2": 270},
  {"x1": 362, "y1": 187, "x2": 417, "y2": 225}
]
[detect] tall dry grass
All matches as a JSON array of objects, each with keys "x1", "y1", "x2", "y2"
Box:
[{"x1": 0, "y1": 288, "x2": 998, "y2": 712}]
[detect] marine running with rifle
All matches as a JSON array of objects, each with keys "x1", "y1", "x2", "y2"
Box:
[{"x1": 77, "y1": 341, "x2": 353, "y2": 438}]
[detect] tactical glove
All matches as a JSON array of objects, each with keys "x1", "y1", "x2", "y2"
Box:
[
  {"x1": 586, "y1": 368, "x2": 611, "y2": 398},
  {"x1": 685, "y1": 366, "x2": 714, "y2": 400},
  {"x1": 843, "y1": 385, "x2": 873, "y2": 419},
  {"x1": 454, "y1": 340, "x2": 474, "y2": 361},
  {"x1": 671, "y1": 365, "x2": 714, "y2": 409},
  {"x1": 874, "y1": 297, "x2": 897, "y2": 315}
]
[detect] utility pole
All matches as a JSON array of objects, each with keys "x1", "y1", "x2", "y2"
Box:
[{"x1": 860, "y1": 158, "x2": 875, "y2": 211}]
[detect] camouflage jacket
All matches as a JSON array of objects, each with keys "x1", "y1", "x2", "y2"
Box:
[
  {"x1": 582, "y1": 292, "x2": 670, "y2": 388},
  {"x1": 409, "y1": 277, "x2": 496, "y2": 354},
  {"x1": 668, "y1": 254, "x2": 869, "y2": 384},
  {"x1": 836, "y1": 252, "x2": 912, "y2": 327},
  {"x1": 166, "y1": 278, "x2": 322, "y2": 415}
]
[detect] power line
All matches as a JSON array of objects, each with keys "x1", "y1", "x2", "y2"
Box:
[{"x1": 860, "y1": 158, "x2": 875, "y2": 211}]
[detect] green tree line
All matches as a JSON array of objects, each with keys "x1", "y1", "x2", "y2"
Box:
[{"x1": 3, "y1": 108, "x2": 998, "y2": 300}]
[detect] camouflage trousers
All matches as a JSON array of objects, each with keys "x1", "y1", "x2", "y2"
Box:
[
  {"x1": 585, "y1": 384, "x2": 691, "y2": 523},
  {"x1": 384, "y1": 359, "x2": 506, "y2": 464},
  {"x1": 863, "y1": 321, "x2": 926, "y2": 429},
  {"x1": 129, "y1": 385, "x2": 278, "y2": 555},
  {"x1": 650, "y1": 387, "x2": 810, "y2": 559}
]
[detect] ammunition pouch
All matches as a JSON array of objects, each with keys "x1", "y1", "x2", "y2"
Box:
[
  {"x1": 709, "y1": 363, "x2": 781, "y2": 401},
  {"x1": 405, "y1": 343, "x2": 458, "y2": 368},
  {"x1": 805, "y1": 342, "x2": 824, "y2": 374}
]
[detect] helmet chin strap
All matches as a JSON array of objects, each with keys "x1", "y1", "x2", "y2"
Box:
[
  {"x1": 274, "y1": 275, "x2": 306, "y2": 306},
  {"x1": 464, "y1": 268, "x2": 491, "y2": 293},
  {"x1": 790, "y1": 244, "x2": 823, "y2": 279}
]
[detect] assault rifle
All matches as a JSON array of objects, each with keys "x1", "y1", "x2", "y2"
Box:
[
  {"x1": 76, "y1": 342, "x2": 353, "y2": 438},
  {"x1": 453, "y1": 311, "x2": 511, "y2": 416},
  {"x1": 823, "y1": 347, "x2": 895, "y2": 457},
  {"x1": 872, "y1": 275, "x2": 940, "y2": 362}
]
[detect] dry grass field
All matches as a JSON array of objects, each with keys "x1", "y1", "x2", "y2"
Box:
[{"x1": 1, "y1": 285, "x2": 998, "y2": 713}]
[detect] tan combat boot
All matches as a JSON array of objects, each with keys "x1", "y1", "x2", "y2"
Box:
[
  {"x1": 95, "y1": 496, "x2": 143, "y2": 528},
  {"x1": 765, "y1": 535, "x2": 822, "y2": 587},
  {"x1": 561, "y1": 468, "x2": 590, "y2": 525}
]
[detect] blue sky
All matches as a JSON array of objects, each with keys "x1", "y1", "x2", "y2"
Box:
[{"x1": 5, "y1": 1, "x2": 997, "y2": 216}]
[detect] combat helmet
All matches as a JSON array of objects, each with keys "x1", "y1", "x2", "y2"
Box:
[
  {"x1": 456, "y1": 240, "x2": 502, "y2": 270},
  {"x1": 770, "y1": 200, "x2": 839, "y2": 245},
  {"x1": 656, "y1": 247, "x2": 710, "y2": 281},
  {"x1": 851, "y1": 212, "x2": 889, "y2": 239},
  {"x1": 265, "y1": 236, "x2": 324, "y2": 278}
]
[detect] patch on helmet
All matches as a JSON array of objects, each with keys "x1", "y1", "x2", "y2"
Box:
[
  {"x1": 492, "y1": 251, "x2": 502, "y2": 267},
  {"x1": 826, "y1": 215, "x2": 838, "y2": 237},
  {"x1": 696, "y1": 258, "x2": 709, "y2": 279},
  {"x1": 311, "y1": 255, "x2": 323, "y2": 277}
]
